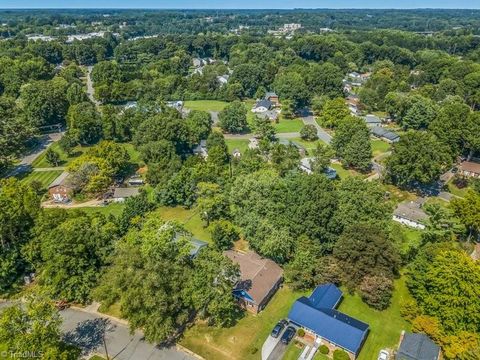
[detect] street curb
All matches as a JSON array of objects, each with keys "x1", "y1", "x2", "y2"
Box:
[{"x1": 176, "y1": 344, "x2": 205, "y2": 360}]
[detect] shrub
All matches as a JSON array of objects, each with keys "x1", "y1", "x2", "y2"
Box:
[
  {"x1": 250, "y1": 346, "x2": 258, "y2": 354},
  {"x1": 359, "y1": 275, "x2": 394, "y2": 310},
  {"x1": 300, "y1": 124, "x2": 319, "y2": 141},
  {"x1": 297, "y1": 328, "x2": 305, "y2": 337},
  {"x1": 319, "y1": 345, "x2": 329, "y2": 354},
  {"x1": 333, "y1": 349, "x2": 350, "y2": 360}
]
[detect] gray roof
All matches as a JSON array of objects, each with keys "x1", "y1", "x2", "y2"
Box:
[
  {"x1": 394, "y1": 201, "x2": 429, "y2": 223},
  {"x1": 190, "y1": 238, "x2": 208, "y2": 257},
  {"x1": 113, "y1": 187, "x2": 140, "y2": 199},
  {"x1": 265, "y1": 91, "x2": 278, "y2": 98},
  {"x1": 364, "y1": 114, "x2": 382, "y2": 124},
  {"x1": 254, "y1": 99, "x2": 273, "y2": 110},
  {"x1": 371, "y1": 126, "x2": 399, "y2": 141},
  {"x1": 397, "y1": 333, "x2": 441, "y2": 360}
]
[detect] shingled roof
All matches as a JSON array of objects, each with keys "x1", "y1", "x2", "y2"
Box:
[{"x1": 397, "y1": 333, "x2": 441, "y2": 360}]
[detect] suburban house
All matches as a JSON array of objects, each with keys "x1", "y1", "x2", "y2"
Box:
[
  {"x1": 252, "y1": 99, "x2": 274, "y2": 113},
  {"x1": 288, "y1": 284, "x2": 369, "y2": 359},
  {"x1": 113, "y1": 187, "x2": 140, "y2": 202},
  {"x1": 346, "y1": 95, "x2": 360, "y2": 115},
  {"x1": 256, "y1": 109, "x2": 280, "y2": 121},
  {"x1": 193, "y1": 139, "x2": 208, "y2": 158},
  {"x1": 459, "y1": 160, "x2": 480, "y2": 178},
  {"x1": 396, "y1": 332, "x2": 441, "y2": 360},
  {"x1": 364, "y1": 114, "x2": 382, "y2": 127},
  {"x1": 265, "y1": 91, "x2": 280, "y2": 106},
  {"x1": 48, "y1": 172, "x2": 72, "y2": 203},
  {"x1": 224, "y1": 250, "x2": 283, "y2": 314},
  {"x1": 393, "y1": 201, "x2": 429, "y2": 230},
  {"x1": 300, "y1": 158, "x2": 337, "y2": 180},
  {"x1": 370, "y1": 126, "x2": 400, "y2": 143}
]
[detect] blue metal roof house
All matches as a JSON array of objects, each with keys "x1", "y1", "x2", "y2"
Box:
[{"x1": 288, "y1": 284, "x2": 369, "y2": 358}]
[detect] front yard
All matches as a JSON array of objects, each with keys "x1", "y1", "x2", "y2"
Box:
[
  {"x1": 273, "y1": 118, "x2": 304, "y2": 133},
  {"x1": 18, "y1": 170, "x2": 64, "y2": 189},
  {"x1": 184, "y1": 100, "x2": 229, "y2": 112},
  {"x1": 180, "y1": 286, "x2": 306, "y2": 360}
]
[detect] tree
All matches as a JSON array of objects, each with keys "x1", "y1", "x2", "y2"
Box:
[
  {"x1": 218, "y1": 101, "x2": 248, "y2": 133},
  {"x1": 118, "y1": 192, "x2": 154, "y2": 234},
  {"x1": 407, "y1": 246, "x2": 480, "y2": 335},
  {"x1": 185, "y1": 248, "x2": 240, "y2": 326},
  {"x1": 270, "y1": 142, "x2": 301, "y2": 176},
  {"x1": 30, "y1": 212, "x2": 118, "y2": 304},
  {"x1": 333, "y1": 223, "x2": 400, "y2": 290},
  {"x1": 141, "y1": 140, "x2": 182, "y2": 186},
  {"x1": 401, "y1": 96, "x2": 437, "y2": 130},
  {"x1": 196, "y1": 182, "x2": 229, "y2": 227},
  {"x1": 450, "y1": 190, "x2": 480, "y2": 240},
  {"x1": 58, "y1": 130, "x2": 79, "y2": 156},
  {"x1": 300, "y1": 124, "x2": 318, "y2": 141},
  {"x1": 333, "y1": 177, "x2": 392, "y2": 231},
  {"x1": 210, "y1": 220, "x2": 239, "y2": 250},
  {"x1": 252, "y1": 116, "x2": 276, "y2": 142},
  {"x1": 333, "y1": 349, "x2": 350, "y2": 360},
  {"x1": 385, "y1": 131, "x2": 451, "y2": 188},
  {"x1": 274, "y1": 71, "x2": 309, "y2": 110},
  {"x1": 359, "y1": 275, "x2": 394, "y2": 310},
  {"x1": 310, "y1": 143, "x2": 334, "y2": 173},
  {"x1": 331, "y1": 116, "x2": 372, "y2": 172},
  {"x1": 0, "y1": 296, "x2": 79, "y2": 359},
  {"x1": 185, "y1": 110, "x2": 212, "y2": 144},
  {"x1": 0, "y1": 178, "x2": 40, "y2": 292},
  {"x1": 319, "y1": 98, "x2": 350, "y2": 128},
  {"x1": 45, "y1": 148, "x2": 60, "y2": 167},
  {"x1": 67, "y1": 102, "x2": 102, "y2": 145}
]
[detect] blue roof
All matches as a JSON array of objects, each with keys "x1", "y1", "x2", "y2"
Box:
[
  {"x1": 309, "y1": 283, "x2": 342, "y2": 309},
  {"x1": 288, "y1": 284, "x2": 369, "y2": 355}
]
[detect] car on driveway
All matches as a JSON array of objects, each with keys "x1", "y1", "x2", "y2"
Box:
[
  {"x1": 378, "y1": 349, "x2": 389, "y2": 360},
  {"x1": 281, "y1": 326, "x2": 296, "y2": 344},
  {"x1": 271, "y1": 320, "x2": 288, "y2": 338}
]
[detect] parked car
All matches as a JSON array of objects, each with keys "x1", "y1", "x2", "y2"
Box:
[
  {"x1": 378, "y1": 349, "x2": 389, "y2": 360},
  {"x1": 271, "y1": 321, "x2": 286, "y2": 338},
  {"x1": 281, "y1": 326, "x2": 296, "y2": 344}
]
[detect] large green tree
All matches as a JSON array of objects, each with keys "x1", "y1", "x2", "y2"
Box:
[{"x1": 218, "y1": 101, "x2": 248, "y2": 133}]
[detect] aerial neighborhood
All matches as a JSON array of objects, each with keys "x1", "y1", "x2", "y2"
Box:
[{"x1": 0, "y1": 6, "x2": 479, "y2": 360}]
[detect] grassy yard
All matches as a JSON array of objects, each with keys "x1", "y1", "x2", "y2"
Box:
[
  {"x1": 290, "y1": 137, "x2": 324, "y2": 154},
  {"x1": 338, "y1": 277, "x2": 412, "y2": 360},
  {"x1": 225, "y1": 138, "x2": 250, "y2": 154},
  {"x1": 284, "y1": 342, "x2": 304, "y2": 360},
  {"x1": 31, "y1": 142, "x2": 86, "y2": 168},
  {"x1": 154, "y1": 206, "x2": 212, "y2": 242},
  {"x1": 274, "y1": 118, "x2": 304, "y2": 133},
  {"x1": 184, "y1": 100, "x2": 229, "y2": 112},
  {"x1": 447, "y1": 178, "x2": 469, "y2": 198},
  {"x1": 329, "y1": 163, "x2": 362, "y2": 179},
  {"x1": 180, "y1": 286, "x2": 307, "y2": 360},
  {"x1": 18, "y1": 170, "x2": 64, "y2": 188},
  {"x1": 371, "y1": 140, "x2": 391, "y2": 157}
]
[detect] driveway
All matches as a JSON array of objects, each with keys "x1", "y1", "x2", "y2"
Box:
[
  {"x1": 299, "y1": 108, "x2": 332, "y2": 145},
  {"x1": 262, "y1": 323, "x2": 297, "y2": 360},
  {"x1": 61, "y1": 309, "x2": 194, "y2": 360}
]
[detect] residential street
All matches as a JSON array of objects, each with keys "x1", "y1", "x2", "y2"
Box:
[
  {"x1": 299, "y1": 108, "x2": 332, "y2": 144},
  {"x1": 6, "y1": 132, "x2": 63, "y2": 177},
  {"x1": 0, "y1": 302, "x2": 195, "y2": 360}
]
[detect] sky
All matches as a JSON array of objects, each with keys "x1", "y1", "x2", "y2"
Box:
[{"x1": 1, "y1": 0, "x2": 480, "y2": 9}]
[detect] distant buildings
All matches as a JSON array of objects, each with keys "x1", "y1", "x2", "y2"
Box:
[
  {"x1": 268, "y1": 23, "x2": 302, "y2": 37},
  {"x1": 224, "y1": 250, "x2": 283, "y2": 314}
]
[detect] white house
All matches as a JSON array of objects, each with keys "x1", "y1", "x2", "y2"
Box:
[
  {"x1": 393, "y1": 201, "x2": 429, "y2": 230},
  {"x1": 252, "y1": 99, "x2": 273, "y2": 113}
]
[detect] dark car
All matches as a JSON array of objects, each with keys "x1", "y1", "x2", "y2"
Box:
[
  {"x1": 281, "y1": 326, "x2": 296, "y2": 344},
  {"x1": 271, "y1": 321, "x2": 286, "y2": 338}
]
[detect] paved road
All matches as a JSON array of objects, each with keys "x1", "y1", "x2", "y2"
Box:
[
  {"x1": 6, "y1": 132, "x2": 63, "y2": 177},
  {"x1": 299, "y1": 108, "x2": 332, "y2": 145},
  {"x1": 86, "y1": 66, "x2": 101, "y2": 109},
  {"x1": 0, "y1": 302, "x2": 194, "y2": 360}
]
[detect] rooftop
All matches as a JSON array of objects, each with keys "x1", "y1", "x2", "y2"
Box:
[
  {"x1": 394, "y1": 201, "x2": 429, "y2": 223},
  {"x1": 254, "y1": 99, "x2": 273, "y2": 109},
  {"x1": 370, "y1": 126, "x2": 399, "y2": 141},
  {"x1": 288, "y1": 284, "x2": 369, "y2": 355},
  {"x1": 224, "y1": 250, "x2": 283, "y2": 305},
  {"x1": 460, "y1": 161, "x2": 480, "y2": 174},
  {"x1": 113, "y1": 187, "x2": 140, "y2": 199},
  {"x1": 397, "y1": 333, "x2": 441, "y2": 360}
]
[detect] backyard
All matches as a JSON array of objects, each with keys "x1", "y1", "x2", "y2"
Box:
[
  {"x1": 273, "y1": 118, "x2": 304, "y2": 133},
  {"x1": 371, "y1": 140, "x2": 391, "y2": 157},
  {"x1": 31, "y1": 142, "x2": 86, "y2": 168},
  {"x1": 18, "y1": 170, "x2": 64, "y2": 189},
  {"x1": 184, "y1": 100, "x2": 229, "y2": 112}
]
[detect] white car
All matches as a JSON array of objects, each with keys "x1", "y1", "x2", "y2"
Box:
[{"x1": 378, "y1": 350, "x2": 389, "y2": 360}]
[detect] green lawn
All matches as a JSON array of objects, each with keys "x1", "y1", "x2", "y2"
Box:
[
  {"x1": 447, "y1": 179, "x2": 469, "y2": 198},
  {"x1": 184, "y1": 100, "x2": 229, "y2": 112},
  {"x1": 180, "y1": 286, "x2": 307, "y2": 360},
  {"x1": 371, "y1": 140, "x2": 391, "y2": 157},
  {"x1": 57, "y1": 203, "x2": 127, "y2": 217},
  {"x1": 338, "y1": 277, "x2": 412, "y2": 360},
  {"x1": 225, "y1": 138, "x2": 250, "y2": 154},
  {"x1": 154, "y1": 206, "x2": 212, "y2": 242},
  {"x1": 290, "y1": 137, "x2": 325, "y2": 153},
  {"x1": 284, "y1": 342, "x2": 304, "y2": 360},
  {"x1": 18, "y1": 170, "x2": 64, "y2": 189},
  {"x1": 89, "y1": 356, "x2": 106, "y2": 360},
  {"x1": 31, "y1": 142, "x2": 86, "y2": 168},
  {"x1": 274, "y1": 118, "x2": 304, "y2": 133},
  {"x1": 123, "y1": 143, "x2": 142, "y2": 164},
  {"x1": 329, "y1": 163, "x2": 361, "y2": 179}
]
